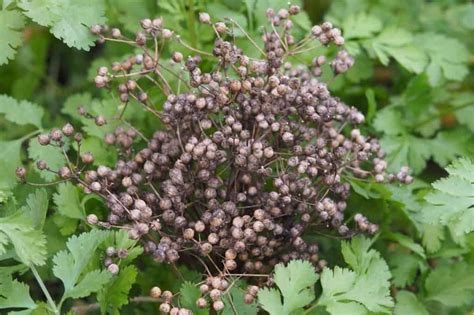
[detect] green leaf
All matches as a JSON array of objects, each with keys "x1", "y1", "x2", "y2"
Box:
[
  {"x1": 53, "y1": 230, "x2": 109, "y2": 294},
  {"x1": 425, "y1": 262, "x2": 474, "y2": 307},
  {"x1": 53, "y1": 182, "x2": 85, "y2": 220},
  {"x1": 98, "y1": 265, "x2": 137, "y2": 315},
  {"x1": 0, "y1": 139, "x2": 22, "y2": 190},
  {"x1": 385, "y1": 232, "x2": 425, "y2": 259},
  {"x1": 430, "y1": 129, "x2": 472, "y2": 167},
  {"x1": 0, "y1": 9, "x2": 25, "y2": 65},
  {"x1": 28, "y1": 139, "x2": 67, "y2": 182},
  {"x1": 258, "y1": 288, "x2": 285, "y2": 315},
  {"x1": 452, "y1": 93, "x2": 474, "y2": 133},
  {"x1": 102, "y1": 230, "x2": 143, "y2": 265},
  {"x1": 18, "y1": 0, "x2": 107, "y2": 50},
  {"x1": 0, "y1": 211, "x2": 47, "y2": 266},
  {"x1": 223, "y1": 286, "x2": 258, "y2": 315},
  {"x1": 180, "y1": 281, "x2": 208, "y2": 315},
  {"x1": 0, "y1": 274, "x2": 36, "y2": 310},
  {"x1": 62, "y1": 93, "x2": 93, "y2": 120},
  {"x1": 0, "y1": 95, "x2": 44, "y2": 128},
  {"x1": 74, "y1": 136, "x2": 116, "y2": 167},
  {"x1": 258, "y1": 260, "x2": 319, "y2": 314},
  {"x1": 416, "y1": 33, "x2": 470, "y2": 86},
  {"x1": 421, "y1": 158, "x2": 474, "y2": 236},
  {"x1": 343, "y1": 12, "x2": 382, "y2": 40},
  {"x1": 421, "y1": 224, "x2": 444, "y2": 253},
  {"x1": 368, "y1": 27, "x2": 427, "y2": 73},
  {"x1": 394, "y1": 291, "x2": 428, "y2": 315},
  {"x1": 65, "y1": 269, "x2": 112, "y2": 299},
  {"x1": 20, "y1": 189, "x2": 48, "y2": 229},
  {"x1": 380, "y1": 134, "x2": 431, "y2": 174},
  {"x1": 207, "y1": 3, "x2": 247, "y2": 37},
  {"x1": 373, "y1": 108, "x2": 405, "y2": 136},
  {"x1": 389, "y1": 252, "x2": 421, "y2": 287},
  {"x1": 319, "y1": 236, "x2": 393, "y2": 314}
]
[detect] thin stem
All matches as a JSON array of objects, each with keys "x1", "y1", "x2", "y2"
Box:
[
  {"x1": 31, "y1": 265, "x2": 60, "y2": 315},
  {"x1": 187, "y1": 0, "x2": 197, "y2": 48},
  {"x1": 175, "y1": 35, "x2": 214, "y2": 57}
]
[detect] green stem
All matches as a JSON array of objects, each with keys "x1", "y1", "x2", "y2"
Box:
[
  {"x1": 31, "y1": 265, "x2": 60, "y2": 315},
  {"x1": 19, "y1": 129, "x2": 42, "y2": 143},
  {"x1": 187, "y1": 0, "x2": 197, "y2": 48}
]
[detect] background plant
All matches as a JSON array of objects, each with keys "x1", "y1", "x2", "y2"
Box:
[{"x1": 0, "y1": 0, "x2": 473, "y2": 314}]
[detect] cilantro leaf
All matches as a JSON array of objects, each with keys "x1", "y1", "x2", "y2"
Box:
[
  {"x1": 452, "y1": 93, "x2": 474, "y2": 133},
  {"x1": 53, "y1": 182, "x2": 85, "y2": 220},
  {"x1": 0, "y1": 211, "x2": 47, "y2": 266},
  {"x1": 180, "y1": 281, "x2": 208, "y2": 315},
  {"x1": 0, "y1": 274, "x2": 36, "y2": 311},
  {"x1": 98, "y1": 265, "x2": 137, "y2": 315},
  {"x1": 52, "y1": 230, "x2": 110, "y2": 295},
  {"x1": 430, "y1": 129, "x2": 473, "y2": 167},
  {"x1": 389, "y1": 252, "x2": 422, "y2": 287},
  {"x1": 223, "y1": 286, "x2": 258, "y2": 315},
  {"x1": 394, "y1": 291, "x2": 428, "y2": 315},
  {"x1": 258, "y1": 260, "x2": 319, "y2": 314},
  {"x1": 28, "y1": 139, "x2": 67, "y2": 182},
  {"x1": 367, "y1": 27, "x2": 427, "y2": 73},
  {"x1": 425, "y1": 262, "x2": 474, "y2": 307},
  {"x1": 102, "y1": 230, "x2": 143, "y2": 265},
  {"x1": 0, "y1": 139, "x2": 22, "y2": 190},
  {"x1": 380, "y1": 134, "x2": 431, "y2": 174},
  {"x1": 0, "y1": 9, "x2": 25, "y2": 65},
  {"x1": 373, "y1": 107, "x2": 405, "y2": 136},
  {"x1": 18, "y1": 0, "x2": 107, "y2": 50},
  {"x1": 0, "y1": 95, "x2": 44, "y2": 128},
  {"x1": 319, "y1": 236, "x2": 393, "y2": 314},
  {"x1": 65, "y1": 269, "x2": 112, "y2": 299},
  {"x1": 343, "y1": 12, "x2": 382, "y2": 40},
  {"x1": 421, "y1": 224, "x2": 444, "y2": 254},
  {"x1": 416, "y1": 33, "x2": 470, "y2": 86},
  {"x1": 20, "y1": 188, "x2": 48, "y2": 229},
  {"x1": 421, "y1": 158, "x2": 474, "y2": 236}
]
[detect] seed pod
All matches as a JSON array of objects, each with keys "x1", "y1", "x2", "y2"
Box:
[
  {"x1": 107, "y1": 263, "x2": 119, "y2": 275},
  {"x1": 150, "y1": 286, "x2": 162, "y2": 298},
  {"x1": 87, "y1": 214, "x2": 99, "y2": 225},
  {"x1": 15, "y1": 166, "x2": 26, "y2": 179},
  {"x1": 37, "y1": 134, "x2": 50, "y2": 145},
  {"x1": 81, "y1": 152, "x2": 94, "y2": 164}
]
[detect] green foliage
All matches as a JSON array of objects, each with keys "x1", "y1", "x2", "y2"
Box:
[
  {"x1": 98, "y1": 265, "x2": 138, "y2": 315},
  {"x1": 259, "y1": 237, "x2": 392, "y2": 315},
  {"x1": 0, "y1": 9, "x2": 26, "y2": 65},
  {"x1": 53, "y1": 182, "x2": 85, "y2": 220},
  {"x1": 0, "y1": 274, "x2": 36, "y2": 312},
  {"x1": 0, "y1": 94, "x2": 44, "y2": 128},
  {"x1": 319, "y1": 236, "x2": 393, "y2": 314},
  {"x1": 18, "y1": 0, "x2": 107, "y2": 50},
  {"x1": 0, "y1": 211, "x2": 47, "y2": 266},
  {"x1": 222, "y1": 286, "x2": 258, "y2": 315},
  {"x1": 259, "y1": 260, "x2": 318, "y2": 314},
  {"x1": 425, "y1": 262, "x2": 474, "y2": 307},
  {"x1": 421, "y1": 158, "x2": 474, "y2": 236},
  {"x1": 394, "y1": 291, "x2": 428, "y2": 315},
  {"x1": 52, "y1": 229, "x2": 109, "y2": 295}
]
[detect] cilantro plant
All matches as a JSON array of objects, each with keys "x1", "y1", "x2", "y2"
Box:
[{"x1": 0, "y1": 0, "x2": 474, "y2": 314}]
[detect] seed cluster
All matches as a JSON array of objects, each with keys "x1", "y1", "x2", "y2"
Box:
[{"x1": 17, "y1": 4, "x2": 410, "y2": 309}]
